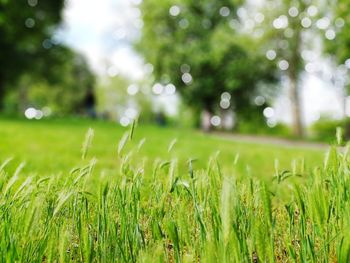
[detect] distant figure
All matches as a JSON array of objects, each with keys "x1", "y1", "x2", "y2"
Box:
[
  {"x1": 155, "y1": 111, "x2": 166, "y2": 126},
  {"x1": 201, "y1": 110, "x2": 211, "y2": 132},
  {"x1": 84, "y1": 88, "x2": 96, "y2": 118}
]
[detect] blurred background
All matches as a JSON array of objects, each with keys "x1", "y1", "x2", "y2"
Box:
[{"x1": 0, "y1": 0, "x2": 349, "y2": 141}]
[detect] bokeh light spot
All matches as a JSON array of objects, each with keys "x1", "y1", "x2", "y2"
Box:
[
  {"x1": 220, "y1": 100, "x2": 230, "y2": 109},
  {"x1": 125, "y1": 108, "x2": 138, "y2": 119},
  {"x1": 127, "y1": 84, "x2": 139, "y2": 96},
  {"x1": 210, "y1": 116, "x2": 221, "y2": 127},
  {"x1": 288, "y1": 7, "x2": 299, "y2": 17},
  {"x1": 219, "y1": 6, "x2": 230, "y2": 17},
  {"x1": 273, "y1": 15, "x2": 288, "y2": 29},
  {"x1": 25, "y1": 108, "x2": 36, "y2": 119},
  {"x1": 182, "y1": 73, "x2": 193, "y2": 84},
  {"x1": 25, "y1": 18, "x2": 35, "y2": 28},
  {"x1": 316, "y1": 17, "x2": 330, "y2": 30},
  {"x1": 152, "y1": 83, "x2": 164, "y2": 95},
  {"x1": 27, "y1": 0, "x2": 38, "y2": 7},
  {"x1": 254, "y1": 96, "x2": 265, "y2": 106},
  {"x1": 169, "y1": 5, "x2": 180, "y2": 16},
  {"x1": 278, "y1": 60, "x2": 289, "y2": 71},
  {"x1": 325, "y1": 29, "x2": 336, "y2": 40},
  {"x1": 221, "y1": 92, "x2": 231, "y2": 101},
  {"x1": 165, "y1": 84, "x2": 176, "y2": 95},
  {"x1": 301, "y1": 17, "x2": 312, "y2": 28},
  {"x1": 266, "y1": 50, "x2": 276, "y2": 60},
  {"x1": 263, "y1": 107, "x2": 275, "y2": 118},
  {"x1": 307, "y1": 6, "x2": 318, "y2": 17},
  {"x1": 120, "y1": 117, "x2": 130, "y2": 127}
]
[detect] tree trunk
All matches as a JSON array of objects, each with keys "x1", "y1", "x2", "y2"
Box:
[
  {"x1": 0, "y1": 75, "x2": 5, "y2": 111},
  {"x1": 342, "y1": 85, "x2": 347, "y2": 119},
  {"x1": 288, "y1": 71, "x2": 303, "y2": 137}
]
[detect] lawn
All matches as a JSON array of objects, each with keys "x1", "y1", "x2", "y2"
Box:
[
  {"x1": 4, "y1": 117, "x2": 348, "y2": 262},
  {"x1": 0, "y1": 117, "x2": 324, "y2": 178}
]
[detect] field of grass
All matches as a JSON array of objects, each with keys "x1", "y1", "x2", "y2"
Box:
[
  {"x1": 0, "y1": 117, "x2": 323, "y2": 177},
  {"x1": 3, "y1": 117, "x2": 349, "y2": 262}
]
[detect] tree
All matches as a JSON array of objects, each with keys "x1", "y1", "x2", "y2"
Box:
[
  {"x1": 137, "y1": 0, "x2": 276, "y2": 130},
  {"x1": 0, "y1": 0, "x2": 65, "y2": 109},
  {"x1": 325, "y1": 0, "x2": 350, "y2": 117},
  {"x1": 256, "y1": 0, "x2": 321, "y2": 137},
  {"x1": 5, "y1": 46, "x2": 95, "y2": 115},
  {"x1": 326, "y1": 0, "x2": 350, "y2": 65},
  {"x1": 96, "y1": 74, "x2": 154, "y2": 124}
]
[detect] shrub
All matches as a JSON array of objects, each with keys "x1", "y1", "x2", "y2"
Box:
[
  {"x1": 237, "y1": 119, "x2": 292, "y2": 137},
  {"x1": 310, "y1": 116, "x2": 350, "y2": 143}
]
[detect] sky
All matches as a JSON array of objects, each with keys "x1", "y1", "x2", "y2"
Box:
[
  {"x1": 58, "y1": 0, "x2": 144, "y2": 79},
  {"x1": 58, "y1": 0, "x2": 346, "y2": 125}
]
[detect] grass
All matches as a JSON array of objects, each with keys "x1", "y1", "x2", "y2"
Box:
[
  {"x1": 3, "y1": 117, "x2": 346, "y2": 262},
  {"x1": 0, "y1": 117, "x2": 323, "y2": 177}
]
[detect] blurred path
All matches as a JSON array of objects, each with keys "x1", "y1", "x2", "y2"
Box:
[{"x1": 211, "y1": 132, "x2": 329, "y2": 150}]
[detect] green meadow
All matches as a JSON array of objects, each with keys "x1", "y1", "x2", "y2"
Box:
[
  {"x1": 0, "y1": 118, "x2": 323, "y2": 177},
  {"x1": 4, "y1": 118, "x2": 350, "y2": 262}
]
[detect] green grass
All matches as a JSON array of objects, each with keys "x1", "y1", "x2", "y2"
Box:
[
  {"x1": 0, "y1": 117, "x2": 323, "y2": 177},
  {"x1": 4, "y1": 117, "x2": 346, "y2": 262}
]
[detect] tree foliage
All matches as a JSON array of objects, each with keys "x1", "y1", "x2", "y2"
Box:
[
  {"x1": 0, "y1": 0, "x2": 63, "y2": 107},
  {"x1": 255, "y1": 0, "x2": 321, "y2": 137},
  {"x1": 327, "y1": 0, "x2": 350, "y2": 65},
  {"x1": 137, "y1": 0, "x2": 277, "y2": 126},
  {"x1": 0, "y1": 0, "x2": 96, "y2": 114},
  {"x1": 5, "y1": 46, "x2": 95, "y2": 115}
]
